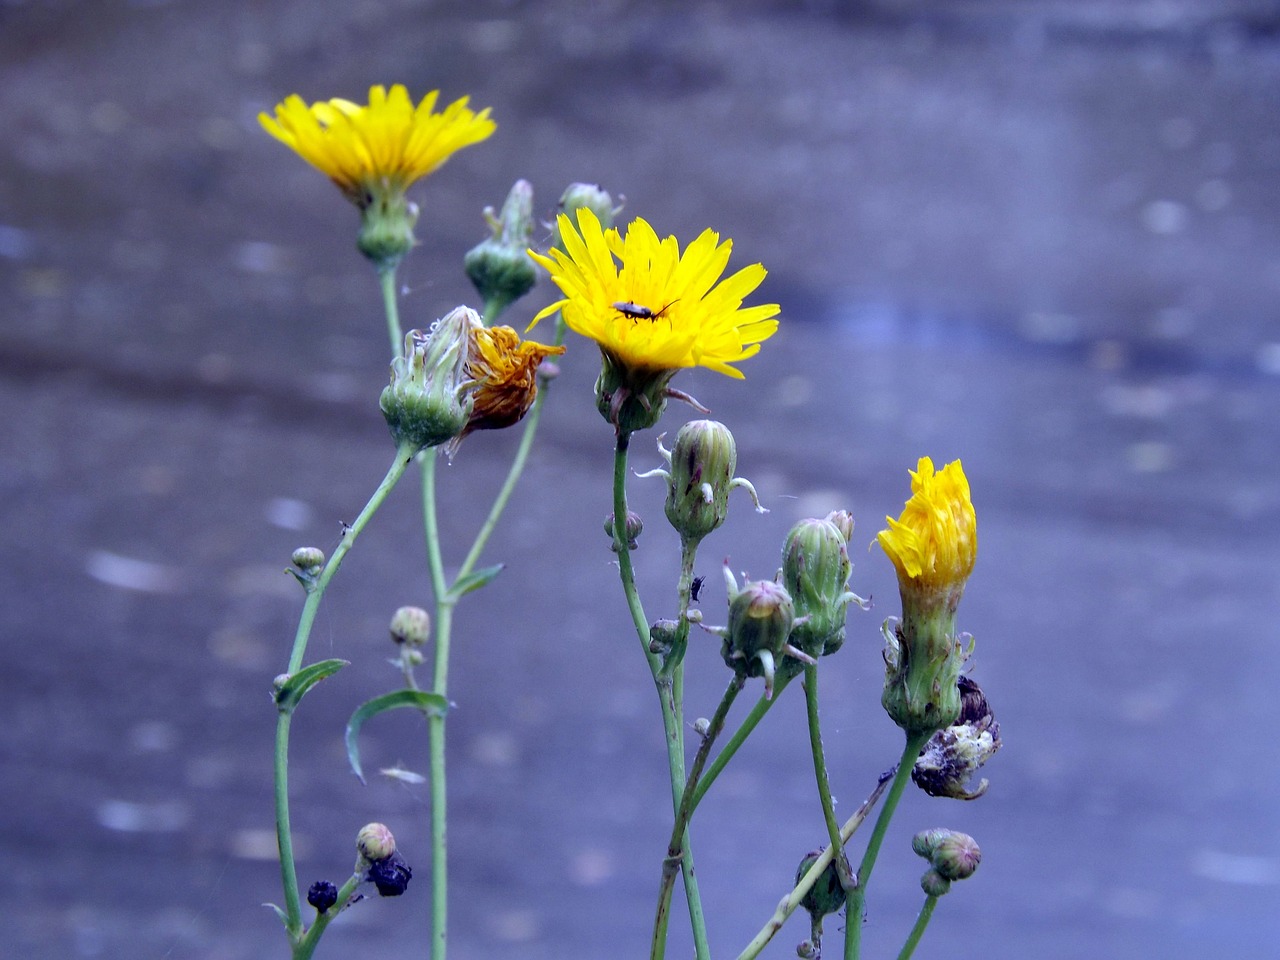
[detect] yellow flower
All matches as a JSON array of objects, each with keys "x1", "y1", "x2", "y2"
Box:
[
  {"x1": 463, "y1": 325, "x2": 566, "y2": 435},
  {"x1": 259, "y1": 84, "x2": 495, "y2": 206},
  {"x1": 527, "y1": 209, "x2": 779, "y2": 380},
  {"x1": 877, "y1": 457, "x2": 976, "y2": 595}
]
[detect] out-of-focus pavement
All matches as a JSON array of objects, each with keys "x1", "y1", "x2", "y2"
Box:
[{"x1": 3, "y1": 1, "x2": 1279, "y2": 957}]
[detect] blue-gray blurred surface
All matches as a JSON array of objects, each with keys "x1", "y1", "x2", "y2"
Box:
[{"x1": 3, "y1": 1, "x2": 1279, "y2": 958}]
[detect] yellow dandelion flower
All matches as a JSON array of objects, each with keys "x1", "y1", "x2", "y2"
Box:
[
  {"x1": 527, "y1": 209, "x2": 779, "y2": 380},
  {"x1": 877, "y1": 457, "x2": 977, "y2": 594},
  {"x1": 464, "y1": 325, "x2": 566, "y2": 435},
  {"x1": 259, "y1": 84, "x2": 495, "y2": 206}
]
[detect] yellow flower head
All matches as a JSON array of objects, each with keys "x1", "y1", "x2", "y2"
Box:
[
  {"x1": 877, "y1": 458, "x2": 977, "y2": 594},
  {"x1": 463, "y1": 325, "x2": 566, "y2": 435},
  {"x1": 527, "y1": 209, "x2": 780, "y2": 380},
  {"x1": 259, "y1": 85, "x2": 495, "y2": 206}
]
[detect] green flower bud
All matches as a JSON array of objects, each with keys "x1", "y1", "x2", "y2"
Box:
[
  {"x1": 781, "y1": 516, "x2": 868, "y2": 664},
  {"x1": 911, "y1": 828, "x2": 954, "y2": 861},
  {"x1": 555, "y1": 182, "x2": 617, "y2": 245},
  {"x1": 357, "y1": 193, "x2": 418, "y2": 270},
  {"x1": 920, "y1": 868, "x2": 952, "y2": 898},
  {"x1": 664, "y1": 420, "x2": 737, "y2": 541},
  {"x1": 638, "y1": 421, "x2": 766, "y2": 542},
  {"x1": 380, "y1": 307, "x2": 478, "y2": 452},
  {"x1": 718, "y1": 573, "x2": 808, "y2": 698},
  {"x1": 389, "y1": 605, "x2": 431, "y2": 647},
  {"x1": 465, "y1": 180, "x2": 538, "y2": 318},
  {"x1": 931, "y1": 831, "x2": 981, "y2": 881},
  {"x1": 291, "y1": 546, "x2": 326, "y2": 572},
  {"x1": 796, "y1": 849, "x2": 846, "y2": 920},
  {"x1": 648, "y1": 618, "x2": 679, "y2": 656},
  {"x1": 604, "y1": 509, "x2": 643, "y2": 552},
  {"x1": 356, "y1": 822, "x2": 397, "y2": 862}
]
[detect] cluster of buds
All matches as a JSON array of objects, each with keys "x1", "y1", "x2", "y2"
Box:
[{"x1": 911, "y1": 828, "x2": 981, "y2": 897}]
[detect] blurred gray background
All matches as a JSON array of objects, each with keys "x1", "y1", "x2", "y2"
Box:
[{"x1": 3, "y1": 1, "x2": 1279, "y2": 958}]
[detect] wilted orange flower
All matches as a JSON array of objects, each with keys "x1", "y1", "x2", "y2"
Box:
[{"x1": 463, "y1": 325, "x2": 565, "y2": 435}]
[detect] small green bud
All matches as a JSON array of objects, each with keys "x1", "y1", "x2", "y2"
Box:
[
  {"x1": 465, "y1": 180, "x2": 538, "y2": 318},
  {"x1": 605, "y1": 510, "x2": 643, "y2": 551},
  {"x1": 357, "y1": 193, "x2": 418, "y2": 269},
  {"x1": 796, "y1": 849, "x2": 846, "y2": 920},
  {"x1": 720, "y1": 576, "x2": 802, "y2": 698},
  {"x1": 931, "y1": 831, "x2": 981, "y2": 881},
  {"x1": 911, "y1": 828, "x2": 954, "y2": 861},
  {"x1": 781, "y1": 516, "x2": 868, "y2": 668},
  {"x1": 664, "y1": 420, "x2": 738, "y2": 542},
  {"x1": 555, "y1": 183, "x2": 617, "y2": 245},
  {"x1": 380, "y1": 308, "x2": 478, "y2": 452},
  {"x1": 389, "y1": 606, "x2": 431, "y2": 647},
  {"x1": 356, "y1": 822, "x2": 397, "y2": 862},
  {"x1": 920, "y1": 868, "x2": 952, "y2": 898},
  {"x1": 291, "y1": 546, "x2": 326, "y2": 572},
  {"x1": 649, "y1": 619, "x2": 679, "y2": 656}
]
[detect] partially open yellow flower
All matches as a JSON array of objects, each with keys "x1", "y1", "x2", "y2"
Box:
[
  {"x1": 527, "y1": 209, "x2": 779, "y2": 380},
  {"x1": 877, "y1": 457, "x2": 976, "y2": 596},
  {"x1": 463, "y1": 325, "x2": 565, "y2": 436},
  {"x1": 259, "y1": 85, "x2": 495, "y2": 206},
  {"x1": 876, "y1": 457, "x2": 977, "y2": 735}
]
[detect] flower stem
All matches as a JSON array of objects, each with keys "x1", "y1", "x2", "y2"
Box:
[
  {"x1": 803, "y1": 665, "x2": 854, "y2": 889},
  {"x1": 650, "y1": 675, "x2": 743, "y2": 960},
  {"x1": 687, "y1": 675, "x2": 791, "y2": 814},
  {"x1": 379, "y1": 265, "x2": 403, "y2": 357},
  {"x1": 291, "y1": 871, "x2": 363, "y2": 960},
  {"x1": 895, "y1": 894, "x2": 940, "y2": 960},
  {"x1": 844, "y1": 731, "x2": 931, "y2": 960},
  {"x1": 612, "y1": 434, "x2": 710, "y2": 960},
  {"x1": 421, "y1": 449, "x2": 451, "y2": 960},
  {"x1": 734, "y1": 771, "x2": 894, "y2": 960},
  {"x1": 274, "y1": 442, "x2": 417, "y2": 939}
]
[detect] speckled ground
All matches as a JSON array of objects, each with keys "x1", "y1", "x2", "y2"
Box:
[{"x1": 2, "y1": 2, "x2": 1278, "y2": 958}]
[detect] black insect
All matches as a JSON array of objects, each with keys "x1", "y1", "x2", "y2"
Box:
[
  {"x1": 613, "y1": 299, "x2": 677, "y2": 322},
  {"x1": 690, "y1": 575, "x2": 705, "y2": 603}
]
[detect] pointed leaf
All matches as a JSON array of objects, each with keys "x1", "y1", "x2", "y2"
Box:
[
  {"x1": 346, "y1": 690, "x2": 450, "y2": 783},
  {"x1": 445, "y1": 563, "x2": 505, "y2": 602},
  {"x1": 274, "y1": 658, "x2": 349, "y2": 712}
]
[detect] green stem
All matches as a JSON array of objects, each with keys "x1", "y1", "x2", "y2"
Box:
[
  {"x1": 612, "y1": 434, "x2": 710, "y2": 960},
  {"x1": 379, "y1": 265, "x2": 403, "y2": 357},
  {"x1": 456, "y1": 370, "x2": 552, "y2": 580},
  {"x1": 292, "y1": 871, "x2": 363, "y2": 960},
  {"x1": 687, "y1": 674, "x2": 791, "y2": 814},
  {"x1": 845, "y1": 731, "x2": 931, "y2": 960},
  {"x1": 274, "y1": 442, "x2": 417, "y2": 937},
  {"x1": 734, "y1": 771, "x2": 894, "y2": 960},
  {"x1": 651, "y1": 676, "x2": 743, "y2": 960},
  {"x1": 421, "y1": 450, "x2": 451, "y2": 960},
  {"x1": 895, "y1": 895, "x2": 940, "y2": 960},
  {"x1": 804, "y1": 665, "x2": 854, "y2": 890}
]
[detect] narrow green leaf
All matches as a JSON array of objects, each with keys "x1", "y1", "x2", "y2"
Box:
[
  {"x1": 346, "y1": 690, "x2": 450, "y2": 783},
  {"x1": 274, "y1": 658, "x2": 349, "y2": 712},
  {"x1": 445, "y1": 563, "x2": 505, "y2": 602},
  {"x1": 264, "y1": 902, "x2": 289, "y2": 926}
]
